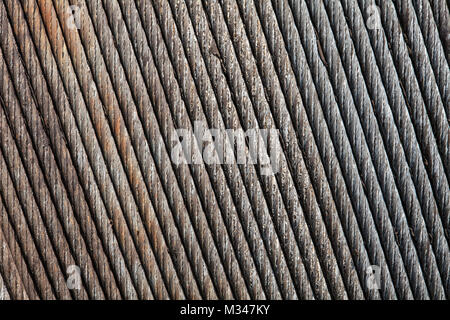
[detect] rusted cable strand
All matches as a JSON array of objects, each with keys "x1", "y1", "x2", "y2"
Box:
[
  {"x1": 0, "y1": 268, "x2": 13, "y2": 300},
  {"x1": 0, "y1": 157, "x2": 50, "y2": 300},
  {"x1": 0, "y1": 272, "x2": 12, "y2": 300},
  {"x1": 305, "y1": 0, "x2": 432, "y2": 299},
  {"x1": 0, "y1": 11, "x2": 102, "y2": 299},
  {"x1": 0, "y1": 125, "x2": 51, "y2": 300},
  {"x1": 0, "y1": 271, "x2": 12, "y2": 300},
  {"x1": 36, "y1": 0, "x2": 163, "y2": 298},
  {"x1": 1, "y1": 0, "x2": 448, "y2": 300},
  {"x1": 5, "y1": 0, "x2": 133, "y2": 299},
  {"x1": 22, "y1": 0, "x2": 148, "y2": 299},
  {"x1": 0, "y1": 59, "x2": 66, "y2": 300},
  {"x1": 0, "y1": 194, "x2": 36, "y2": 300},
  {"x1": 66, "y1": 0, "x2": 190, "y2": 299},
  {"x1": 0, "y1": 169, "x2": 41, "y2": 300},
  {"x1": 50, "y1": 0, "x2": 169, "y2": 300},
  {"x1": 97, "y1": 0, "x2": 234, "y2": 299},
  {"x1": 0, "y1": 249, "x2": 21, "y2": 300},
  {"x1": 107, "y1": 0, "x2": 237, "y2": 300},
  {"x1": 81, "y1": 0, "x2": 198, "y2": 299},
  {"x1": 83, "y1": 0, "x2": 219, "y2": 300},
  {"x1": 30, "y1": 0, "x2": 155, "y2": 299},
  {"x1": 2, "y1": 0, "x2": 132, "y2": 299},
  {"x1": 0, "y1": 86, "x2": 74, "y2": 300},
  {"x1": 339, "y1": 0, "x2": 447, "y2": 299}
]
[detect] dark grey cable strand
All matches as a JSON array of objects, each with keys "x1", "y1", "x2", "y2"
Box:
[
  {"x1": 411, "y1": 0, "x2": 449, "y2": 118},
  {"x1": 286, "y1": 0, "x2": 426, "y2": 299},
  {"x1": 340, "y1": 0, "x2": 446, "y2": 299},
  {"x1": 372, "y1": 0, "x2": 449, "y2": 295},
  {"x1": 321, "y1": 0, "x2": 433, "y2": 300},
  {"x1": 428, "y1": 0, "x2": 450, "y2": 65}
]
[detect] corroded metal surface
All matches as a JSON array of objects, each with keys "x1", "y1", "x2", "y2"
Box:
[{"x1": 0, "y1": 0, "x2": 448, "y2": 300}]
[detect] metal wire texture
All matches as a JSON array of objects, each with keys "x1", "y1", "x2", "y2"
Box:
[{"x1": 0, "y1": 0, "x2": 448, "y2": 300}]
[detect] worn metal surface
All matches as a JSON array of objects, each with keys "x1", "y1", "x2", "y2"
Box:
[{"x1": 0, "y1": 0, "x2": 448, "y2": 300}]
